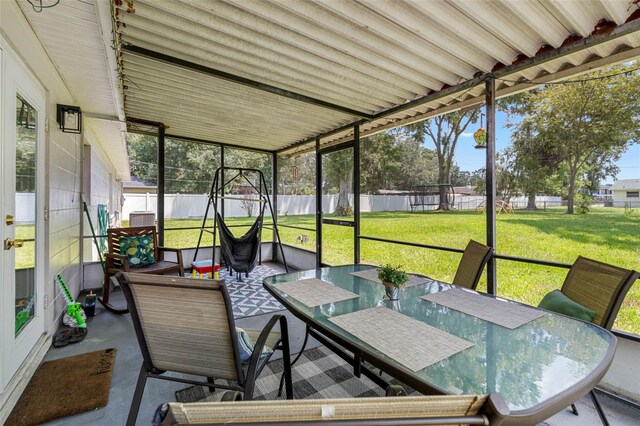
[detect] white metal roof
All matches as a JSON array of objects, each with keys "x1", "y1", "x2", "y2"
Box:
[
  {"x1": 112, "y1": 0, "x2": 640, "y2": 154},
  {"x1": 26, "y1": 1, "x2": 640, "y2": 157},
  {"x1": 19, "y1": 0, "x2": 130, "y2": 179},
  {"x1": 611, "y1": 179, "x2": 640, "y2": 190}
]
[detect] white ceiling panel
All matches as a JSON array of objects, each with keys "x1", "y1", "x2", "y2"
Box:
[
  {"x1": 19, "y1": 0, "x2": 130, "y2": 179},
  {"x1": 111, "y1": 0, "x2": 640, "y2": 153}
]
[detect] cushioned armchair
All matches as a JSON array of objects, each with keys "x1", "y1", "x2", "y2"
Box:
[
  {"x1": 117, "y1": 272, "x2": 293, "y2": 426},
  {"x1": 101, "y1": 226, "x2": 184, "y2": 314}
]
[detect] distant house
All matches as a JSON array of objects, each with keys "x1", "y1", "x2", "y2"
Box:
[
  {"x1": 611, "y1": 179, "x2": 640, "y2": 206},
  {"x1": 452, "y1": 186, "x2": 477, "y2": 196},
  {"x1": 595, "y1": 184, "x2": 613, "y2": 202},
  {"x1": 123, "y1": 178, "x2": 157, "y2": 194}
]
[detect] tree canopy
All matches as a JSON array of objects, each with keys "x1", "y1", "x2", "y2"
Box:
[
  {"x1": 126, "y1": 134, "x2": 271, "y2": 194},
  {"x1": 502, "y1": 64, "x2": 640, "y2": 213}
]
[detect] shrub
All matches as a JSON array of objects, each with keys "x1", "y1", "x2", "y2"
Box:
[{"x1": 575, "y1": 194, "x2": 592, "y2": 214}]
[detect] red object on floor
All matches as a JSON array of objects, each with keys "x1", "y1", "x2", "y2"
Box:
[{"x1": 191, "y1": 260, "x2": 218, "y2": 278}]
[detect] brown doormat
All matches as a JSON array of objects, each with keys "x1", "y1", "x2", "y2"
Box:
[{"x1": 7, "y1": 348, "x2": 116, "y2": 426}]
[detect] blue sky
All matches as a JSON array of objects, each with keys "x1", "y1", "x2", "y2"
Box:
[{"x1": 423, "y1": 111, "x2": 640, "y2": 184}]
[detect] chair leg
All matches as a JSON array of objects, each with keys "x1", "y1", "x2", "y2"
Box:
[
  {"x1": 590, "y1": 390, "x2": 610, "y2": 426},
  {"x1": 571, "y1": 403, "x2": 579, "y2": 416},
  {"x1": 207, "y1": 377, "x2": 216, "y2": 393},
  {"x1": 278, "y1": 324, "x2": 310, "y2": 397},
  {"x1": 280, "y1": 317, "x2": 294, "y2": 400},
  {"x1": 102, "y1": 273, "x2": 111, "y2": 304},
  {"x1": 127, "y1": 363, "x2": 148, "y2": 426}
]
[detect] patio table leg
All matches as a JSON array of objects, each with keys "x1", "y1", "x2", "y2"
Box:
[
  {"x1": 354, "y1": 353, "x2": 361, "y2": 378},
  {"x1": 590, "y1": 390, "x2": 610, "y2": 426}
]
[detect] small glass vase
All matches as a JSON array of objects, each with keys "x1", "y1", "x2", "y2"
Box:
[{"x1": 383, "y1": 283, "x2": 400, "y2": 300}]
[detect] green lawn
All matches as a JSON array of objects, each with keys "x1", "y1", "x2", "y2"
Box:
[
  {"x1": 15, "y1": 206, "x2": 635, "y2": 333},
  {"x1": 15, "y1": 224, "x2": 35, "y2": 270},
  {"x1": 158, "y1": 207, "x2": 640, "y2": 334}
]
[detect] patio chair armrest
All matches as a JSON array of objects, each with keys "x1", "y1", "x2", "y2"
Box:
[
  {"x1": 158, "y1": 246, "x2": 184, "y2": 264},
  {"x1": 105, "y1": 252, "x2": 127, "y2": 261},
  {"x1": 245, "y1": 314, "x2": 289, "y2": 385},
  {"x1": 484, "y1": 393, "x2": 511, "y2": 426},
  {"x1": 104, "y1": 253, "x2": 130, "y2": 271}
]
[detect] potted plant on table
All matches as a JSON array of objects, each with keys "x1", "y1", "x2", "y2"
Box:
[{"x1": 377, "y1": 264, "x2": 408, "y2": 301}]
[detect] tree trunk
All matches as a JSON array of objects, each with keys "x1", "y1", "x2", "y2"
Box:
[
  {"x1": 437, "y1": 168, "x2": 450, "y2": 211},
  {"x1": 567, "y1": 166, "x2": 576, "y2": 214},
  {"x1": 335, "y1": 170, "x2": 352, "y2": 216},
  {"x1": 526, "y1": 190, "x2": 537, "y2": 210}
]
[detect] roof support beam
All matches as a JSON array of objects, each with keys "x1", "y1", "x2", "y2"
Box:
[
  {"x1": 126, "y1": 118, "x2": 276, "y2": 154},
  {"x1": 122, "y1": 44, "x2": 375, "y2": 120}
]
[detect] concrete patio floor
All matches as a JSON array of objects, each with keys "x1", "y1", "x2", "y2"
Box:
[{"x1": 38, "y1": 265, "x2": 639, "y2": 425}]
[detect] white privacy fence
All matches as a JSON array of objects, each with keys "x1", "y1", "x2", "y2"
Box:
[
  {"x1": 122, "y1": 192, "x2": 564, "y2": 221},
  {"x1": 122, "y1": 193, "x2": 273, "y2": 219},
  {"x1": 15, "y1": 193, "x2": 36, "y2": 223}
]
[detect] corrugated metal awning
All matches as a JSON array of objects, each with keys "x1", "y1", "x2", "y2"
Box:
[{"x1": 113, "y1": 0, "x2": 640, "y2": 153}]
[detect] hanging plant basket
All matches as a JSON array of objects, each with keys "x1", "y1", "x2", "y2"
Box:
[{"x1": 474, "y1": 128, "x2": 487, "y2": 149}]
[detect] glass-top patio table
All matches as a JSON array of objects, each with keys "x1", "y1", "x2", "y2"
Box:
[{"x1": 263, "y1": 264, "x2": 617, "y2": 425}]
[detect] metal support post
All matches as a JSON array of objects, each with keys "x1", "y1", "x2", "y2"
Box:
[
  {"x1": 353, "y1": 125, "x2": 361, "y2": 264},
  {"x1": 272, "y1": 152, "x2": 278, "y2": 262},
  {"x1": 220, "y1": 147, "x2": 225, "y2": 219},
  {"x1": 315, "y1": 137, "x2": 322, "y2": 267},
  {"x1": 485, "y1": 77, "x2": 497, "y2": 294},
  {"x1": 157, "y1": 125, "x2": 165, "y2": 246}
]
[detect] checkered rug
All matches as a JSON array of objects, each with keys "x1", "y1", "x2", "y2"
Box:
[
  {"x1": 218, "y1": 263, "x2": 285, "y2": 318},
  {"x1": 175, "y1": 346, "x2": 413, "y2": 403}
]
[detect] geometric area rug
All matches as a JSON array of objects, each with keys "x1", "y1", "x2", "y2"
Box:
[
  {"x1": 175, "y1": 346, "x2": 417, "y2": 403},
  {"x1": 218, "y1": 263, "x2": 285, "y2": 318},
  {"x1": 7, "y1": 348, "x2": 116, "y2": 426}
]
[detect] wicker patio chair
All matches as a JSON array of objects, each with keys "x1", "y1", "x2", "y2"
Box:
[
  {"x1": 153, "y1": 393, "x2": 510, "y2": 425},
  {"x1": 451, "y1": 240, "x2": 492, "y2": 290},
  {"x1": 102, "y1": 226, "x2": 184, "y2": 314},
  {"x1": 117, "y1": 272, "x2": 293, "y2": 426},
  {"x1": 560, "y1": 256, "x2": 638, "y2": 425}
]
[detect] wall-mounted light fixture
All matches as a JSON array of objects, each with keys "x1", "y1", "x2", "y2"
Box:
[{"x1": 56, "y1": 104, "x2": 82, "y2": 134}]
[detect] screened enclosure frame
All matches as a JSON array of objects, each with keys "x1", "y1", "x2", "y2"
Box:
[{"x1": 122, "y1": 73, "x2": 639, "y2": 344}]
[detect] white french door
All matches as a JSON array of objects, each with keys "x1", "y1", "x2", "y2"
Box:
[{"x1": 0, "y1": 41, "x2": 46, "y2": 390}]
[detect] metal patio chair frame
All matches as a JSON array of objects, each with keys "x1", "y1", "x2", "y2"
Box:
[
  {"x1": 153, "y1": 392, "x2": 510, "y2": 425},
  {"x1": 117, "y1": 272, "x2": 293, "y2": 426},
  {"x1": 560, "y1": 256, "x2": 638, "y2": 426}
]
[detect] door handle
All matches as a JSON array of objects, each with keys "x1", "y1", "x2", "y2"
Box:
[
  {"x1": 5, "y1": 215, "x2": 14, "y2": 225},
  {"x1": 4, "y1": 238, "x2": 24, "y2": 250}
]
